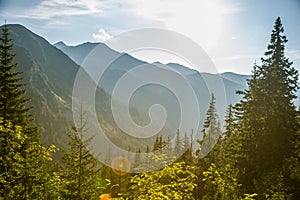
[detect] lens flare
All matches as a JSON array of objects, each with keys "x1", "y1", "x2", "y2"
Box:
[{"x1": 111, "y1": 156, "x2": 131, "y2": 176}]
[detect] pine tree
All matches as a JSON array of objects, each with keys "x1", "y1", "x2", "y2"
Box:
[
  {"x1": 224, "y1": 104, "x2": 236, "y2": 137},
  {"x1": 0, "y1": 23, "x2": 55, "y2": 199},
  {"x1": 194, "y1": 94, "x2": 223, "y2": 198},
  {"x1": 161, "y1": 135, "x2": 172, "y2": 157},
  {"x1": 158, "y1": 135, "x2": 163, "y2": 149},
  {"x1": 199, "y1": 93, "x2": 221, "y2": 158},
  {"x1": 0, "y1": 24, "x2": 34, "y2": 136},
  {"x1": 174, "y1": 129, "x2": 182, "y2": 157},
  {"x1": 181, "y1": 131, "x2": 193, "y2": 164},
  {"x1": 203, "y1": 93, "x2": 218, "y2": 130},
  {"x1": 61, "y1": 107, "x2": 101, "y2": 200},
  {"x1": 236, "y1": 17, "x2": 299, "y2": 195},
  {"x1": 216, "y1": 104, "x2": 242, "y2": 166},
  {"x1": 153, "y1": 135, "x2": 159, "y2": 151}
]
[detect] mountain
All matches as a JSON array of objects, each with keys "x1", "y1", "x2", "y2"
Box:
[
  {"x1": 8, "y1": 24, "x2": 77, "y2": 146},
  {"x1": 55, "y1": 42, "x2": 250, "y2": 128},
  {"x1": 55, "y1": 41, "x2": 250, "y2": 103},
  {"x1": 3, "y1": 24, "x2": 114, "y2": 150},
  {"x1": 53, "y1": 41, "x2": 67, "y2": 49}
]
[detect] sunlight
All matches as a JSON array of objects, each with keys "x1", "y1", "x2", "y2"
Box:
[{"x1": 128, "y1": 0, "x2": 225, "y2": 51}]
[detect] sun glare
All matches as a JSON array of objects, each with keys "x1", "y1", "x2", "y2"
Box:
[{"x1": 129, "y1": 0, "x2": 224, "y2": 51}]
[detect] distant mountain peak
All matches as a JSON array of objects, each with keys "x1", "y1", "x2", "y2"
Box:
[
  {"x1": 81, "y1": 41, "x2": 100, "y2": 45},
  {"x1": 53, "y1": 41, "x2": 67, "y2": 49}
]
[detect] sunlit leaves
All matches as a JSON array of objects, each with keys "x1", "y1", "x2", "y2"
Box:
[{"x1": 127, "y1": 157, "x2": 197, "y2": 200}]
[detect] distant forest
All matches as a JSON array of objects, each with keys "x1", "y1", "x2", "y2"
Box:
[{"x1": 1, "y1": 17, "x2": 300, "y2": 200}]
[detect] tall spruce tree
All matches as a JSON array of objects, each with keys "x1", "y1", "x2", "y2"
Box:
[
  {"x1": 0, "y1": 24, "x2": 33, "y2": 135},
  {"x1": 203, "y1": 93, "x2": 218, "y2": 131},
  {"x1": 236, "y1": 17, "x2": 299, "y2": 195},
  {"x1": 0, "y1": 23, "x2": 57, "y2": 200},
  {"x1": 61, "y1": 107, "x2": 100, "y2": 200},
  {"x1": 198, "y1": 93, "x2": 221, "y2": 158},
  {"x1": 218, "y1": 104, "x2": 241, "y2": 166}
]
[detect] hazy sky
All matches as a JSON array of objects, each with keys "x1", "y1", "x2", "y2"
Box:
[{"x1": 1, "y1": 0, "x2": 300, "y2": 74}]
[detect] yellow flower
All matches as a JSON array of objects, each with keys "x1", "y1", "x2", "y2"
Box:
[{"x1": 99, "y1": 194, "x2": 111, "y2": 200}]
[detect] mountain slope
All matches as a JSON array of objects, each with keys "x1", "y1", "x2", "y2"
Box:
[
  {"x1": 54, "y1": 41, "x2": 251, "y2": 129},
  {"x1": 55, "y1": 41, "x2": 250, "y2": 104},
  {"x1": 4, "y1": 24, "x2": 110, "y2": 149}
]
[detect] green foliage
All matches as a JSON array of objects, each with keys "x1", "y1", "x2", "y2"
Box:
[
  {"x1": 285, "y1": 124, "x2": 300, "y2": 197},
  {"x1": 242, "y1": 193, "x2": 258, "y2": 200},
  {"x1": 0, "y1": 119, "x2": 26, "y2": 199},
  {"x1": 174, "y1": 129, "x2": 182, "y2": 157},
  {"x1": 234, "y1": 17, "x2": 299, "y2": 195},
  {"x1": 198, "y1": 93, "x2": 222, "y2": 159},
  {"x1": 126, "y1": 157, "x2": 197, "y2": 200},
  {"x1": 202, "y1": 163, "x2": 241, "y2": 200},
  {"x1": 23, "y1": 143, "x2": 60, "y2": 199},
  {"x1": 0, "y1": 24, "x2": 59, "y2": 199},
  {"x1": 0, "y1": 24, "x2": 34, "y2": 137},
  {"x1": 61, "y1": 107, "x2": 101, "y2": 199},
  {"x1": 194, "y1": 18, "x2": 300, "y2": 199},
  {"x1": 180, "y1": 131, "x2": 193, "y2": 164},
  {"x1": 254, "y1": 170, "x2": 292, "y2": 200},
  {"x1": 224, "y1": 104, "x2": 236, "y2": 138},
  {"x1": 0, "y1": 119, "x2": 59, "y2": 199}
]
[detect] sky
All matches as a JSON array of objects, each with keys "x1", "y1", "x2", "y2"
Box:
[{"x1": 0, "y1": 0, "x2": 300, "y2": 74}]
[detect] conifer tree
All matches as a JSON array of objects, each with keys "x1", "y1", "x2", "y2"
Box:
[
  {"x1": 165, "y1": 136, "x2": 172, "y2": 154},
  {"x1": 158, "y1": 135, "x2": 163, "y2": 149},
  {"x1": 153, "y1": 135, "x2": 159, "y2": 151},
  {"x1": 236, "y1": 17, "x2": 299, "y2": 195},
  {"x1": 199, "y1": 93, "x2": 221, "y2": 158},
  {"x1": 203, "y1": 93, "x2": 218, "y2": 130},
  {"x1": 61, "y1": 107, "x2": 100, "y2": 199},
  {"x1": 181, "y1": 131, "x2": 193, "y2": 164},
  {"x1": 224, "y1": 104, "x2": 235, "y2": 137},
  {"x1": 0, "y1": 23, "x2": 56, "y2": 199},
  {"x1": 146, "y1": 145, "x2": 150, "y2": 153},
  {"x1": 216, "y1": 104, "x2": 242, "y2": 166},
  {"x1": 0, "y1": 24, "x2": 34, "y2": 137},
  {"x1": 174, "y1": 129, "x2": 182, "y2": 157}
]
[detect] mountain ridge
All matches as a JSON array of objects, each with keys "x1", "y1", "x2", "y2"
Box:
[{"x1": 54, "y1": 40, "x2": 250, "y2": 77}]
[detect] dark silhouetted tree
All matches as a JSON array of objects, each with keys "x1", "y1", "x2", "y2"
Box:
[{"x1": 236, "y1": 17, "x2": 299, "y2": 196}]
